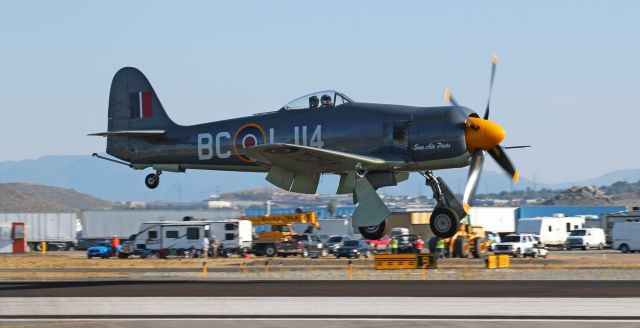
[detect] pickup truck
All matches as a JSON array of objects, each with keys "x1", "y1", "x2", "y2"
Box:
[
  {"x1": 493, "y1": 233, "x2": 537, "y2": 257},
  {"x1": 273, "y1": 234, "x2": 326, "y2": 258}
]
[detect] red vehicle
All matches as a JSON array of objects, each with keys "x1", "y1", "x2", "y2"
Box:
[{"x1": 365, "y1": 236, "x2": 391, "y2": 252}]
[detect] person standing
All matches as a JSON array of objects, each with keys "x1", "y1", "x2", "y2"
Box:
[
  {"x1": 111, "y1": 235, "x2": 120, "y2": 255},
  {"x1": 390, "y1": 238, "x2": 399, "y2": 254},
  {"x1": 415, "y1": 236, "x2": 424, "y2": 254},
  {"x1": 436, "y1": 238, "x2": 445, "y2": 259},
  {"x1": 210, "y1": 235, "x2": 218, "y2": 258},
  {"x1": 201, "y1": 235, "x2": 210, "y2": 258}
]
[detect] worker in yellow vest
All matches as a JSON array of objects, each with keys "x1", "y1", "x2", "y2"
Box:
[
  {"x1": 436, "y1": 238, "x2": 446, "y2": 259},
  {"x1": 390, "y1": 238, "x2": 399, "y2": 254}
]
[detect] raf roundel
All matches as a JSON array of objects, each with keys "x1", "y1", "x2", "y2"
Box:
[{"x1": 232, "y1": 124, "x2": 267, "y2": 163}]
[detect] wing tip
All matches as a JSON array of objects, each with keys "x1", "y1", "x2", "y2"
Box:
[{"x1": 512, "y1": 170, "x2": 520, "y2": 184}]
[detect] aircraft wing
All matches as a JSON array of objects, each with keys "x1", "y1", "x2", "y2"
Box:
[{"x1": 243, "y1": 143, "x2": 403, "y2": 173}]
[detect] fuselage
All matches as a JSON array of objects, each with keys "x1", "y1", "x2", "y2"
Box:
[{"x1": 114, "y1": 102, "x2": 474, "y2": 173}]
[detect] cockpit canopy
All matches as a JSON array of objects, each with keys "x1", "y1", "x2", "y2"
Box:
[{"x1": 283, "y1": 90, "x2": 353, "y2": 110}]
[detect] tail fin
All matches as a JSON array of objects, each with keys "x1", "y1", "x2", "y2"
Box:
[{"x1": 105, "y1": 67, "x2": 176, "y2": 160}]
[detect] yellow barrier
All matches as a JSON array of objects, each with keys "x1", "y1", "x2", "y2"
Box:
[
  {"x1": 417, "y1": 254, "x2": 437, "y2": 269},
  {"x1": 486, "y1": 255, "x2": 497, "y2": 269},
  {"x1": 486, "y1": 255, "x2": 510, "y2": 269},
  {"x1": 374, "y1": 253, "x2": 437, "y2": 270},
  {"x1": 498, "y1": 255, "x2": 510, "y2": 268}
]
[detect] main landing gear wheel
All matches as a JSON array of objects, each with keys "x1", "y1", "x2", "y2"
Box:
[
  {"x1": 430, "y1": 207, "x2": 460, "y2": 239},
  {"x1": 358, "y1": 220, "x2": 386, "y2": 240},
  {"x1": 145, "y1": 173, "x2": 160, "y2": 189}
]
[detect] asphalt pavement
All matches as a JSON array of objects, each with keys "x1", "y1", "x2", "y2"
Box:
[{"x1": 0, "y1": 280, "x2": 638, "y2": 297}]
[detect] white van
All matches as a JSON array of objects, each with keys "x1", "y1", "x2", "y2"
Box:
[
  {"x1": 565, "y1": 228, "x2": 606, "y2": 250},
  {"x1": 612, "y1": 221, "x2": 640, "y2": 253}
]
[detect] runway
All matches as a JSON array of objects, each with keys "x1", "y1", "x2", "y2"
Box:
[
  {"x1": 2, "y1": 281, "x2": 639, "y2": 327},
  {"x1": 1, "y1": 280, "x2": 638, "y2": 297}
]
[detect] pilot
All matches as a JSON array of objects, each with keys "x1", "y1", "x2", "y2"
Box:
[
  {"x1": 309, "y1": 95, "x2": 319, "y2": 109},
  {"x1": 320, "y1": 94, "x2": 333, "y2": 108}
]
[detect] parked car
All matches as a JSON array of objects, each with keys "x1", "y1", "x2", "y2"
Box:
[
  {"x1": 565, "y1": 228, "x2": 606, "y2": 250},
  {"x1": 76, "y1": 238, "x2": 105, "y2": 251},
  {"x1": 365, "y1": 236, "x2": 391, "y2": 252},
  {"x1": 335, "y1": 240, "x2": 371, "y2": 259},
  {"x1": 325, "y1": 235, "x2": 352, "y2": 254},
  {"x1": 492, "y1": 234, "x2": 537, "y2": 257},
  {"x1": 291, "y1": 234, "x2": 326, "y2": 257},
  {"x1": 87, "y1": 240, "x2": 119, "y2": 259}
]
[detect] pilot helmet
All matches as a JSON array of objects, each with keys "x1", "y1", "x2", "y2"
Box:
[
  {"x1": 320, "y1": 94, "x2": 332, "y2": 106},
  {"x1": 309, "y1": 95, "x2": 319, "y2": 108}
]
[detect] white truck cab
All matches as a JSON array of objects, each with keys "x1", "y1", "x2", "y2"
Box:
[
  {"x1": 612, "y1": 221, "x2": 640, "y2": 253},
  {"x1": 565, "y1": 228, "x2": 606, "y2": 250},
  {"x1": 492, "y1": 233, "x2": 537, "y2": 258}
]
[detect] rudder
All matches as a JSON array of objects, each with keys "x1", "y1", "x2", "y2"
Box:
[{"x1": 106, "y1": 67, "x2": 175, "y2": 160}]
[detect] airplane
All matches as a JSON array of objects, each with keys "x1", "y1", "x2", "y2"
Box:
[{"x1": 90, "y1": 56, "x2": 522, "y2": 240}]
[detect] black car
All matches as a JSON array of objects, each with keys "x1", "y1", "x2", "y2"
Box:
[
  {"x1": 335, "y1": 240, "x2": 371, "y2": 259},
  {"x1": 325, "y1": 235, "x2": 352, "y2": 254}
]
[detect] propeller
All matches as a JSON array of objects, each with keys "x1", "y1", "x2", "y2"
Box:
[{"x1": 445, "y1": 55, "x2": 520, "y2": 209}]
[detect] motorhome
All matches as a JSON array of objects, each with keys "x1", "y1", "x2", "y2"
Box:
[
  {"x1": 517, "y1": 215, "x2": 585, "y2": 246},
  {"x1": 130, "y1": 219, "x2": 251, "y2": 255}
]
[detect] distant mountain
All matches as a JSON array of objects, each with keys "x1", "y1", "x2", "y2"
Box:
[
  {"x1": 0, "y1": 155, "x2": 638, "y2": 202},
  {"x1": 0, "y1": 183, "x2": 112, "y2": 212},
  {"x1": 546, "y1": 169, "x2": 640, "y2": 190}
]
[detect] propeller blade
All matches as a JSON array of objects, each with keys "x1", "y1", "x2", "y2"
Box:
[
  {"x1": 504, "y1": 145, "x2": 531, "y2": 150},
  {"x1": 463, "y1": 149, "x2": 484, "y2": 207},
  {"x1": 444, "y1": 88, "x2": 459, "y2": 107},
  {"x1": 488, "y1": 145, "x2": 519, "y2": 183},
  {"x1": 483, "y1": 55, "x2": 498, "y2": 120},
  {"x1": 445, "y1": 89, "x2": 480, "y2": 130}
]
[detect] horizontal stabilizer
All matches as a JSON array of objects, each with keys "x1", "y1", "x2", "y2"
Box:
[{"x1": 88, "y1": 130, "x2": 166, "y2": 138}]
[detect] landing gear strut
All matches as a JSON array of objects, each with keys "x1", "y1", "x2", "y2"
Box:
[
  {"x1": 145, "y1": 171, "x2": 162, "y2": 189},
  {"x1": 421, "y1": 171, "x2": 466, "y2": 239}
]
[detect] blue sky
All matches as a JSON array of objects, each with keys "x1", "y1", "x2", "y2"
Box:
[{"x1": 1, "y1": 1, "x2": 639, "y2": 184}]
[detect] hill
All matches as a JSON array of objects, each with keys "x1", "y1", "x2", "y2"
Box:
[{"x1": 0, "y1": 183, "x2": 112, "y2": 212}]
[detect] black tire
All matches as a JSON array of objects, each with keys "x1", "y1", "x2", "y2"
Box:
[
  {"x1": 428, "y1": 237, "x2": 439, "y2": 253},
  {"x1": 336, "y1": 255, "x2": 340, "y2": 259},
  {"x1": 514, "y1": 248, "x2": 522, "y2": 258},
  {"x1": 264, "y1": 245, "x2": 277, "y2": 257},
  {"x1": 87, "y1": 255, "x2": 92, "y2": 259},
  {"x1": 471, "y1": 237, "x2": 486, "y2": 258},
  {"x1": 620, "y1": 244, "x2": 630, "y2": 254},
  {"x1": 453, "y1": 236, "x2": 468, "y2": 258},
  {"x1": 430, "y1": 207, "x2": 460, "y2": 239},
  {"x1": 358, "y1": 221, "x2": 386, "y2": 240},
  {"x1": 145, "y1": 173, "x2": 160, "y2": 189},
  {"x1": 118, "y1": 253, "x2": 129, "y2": 259}
]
